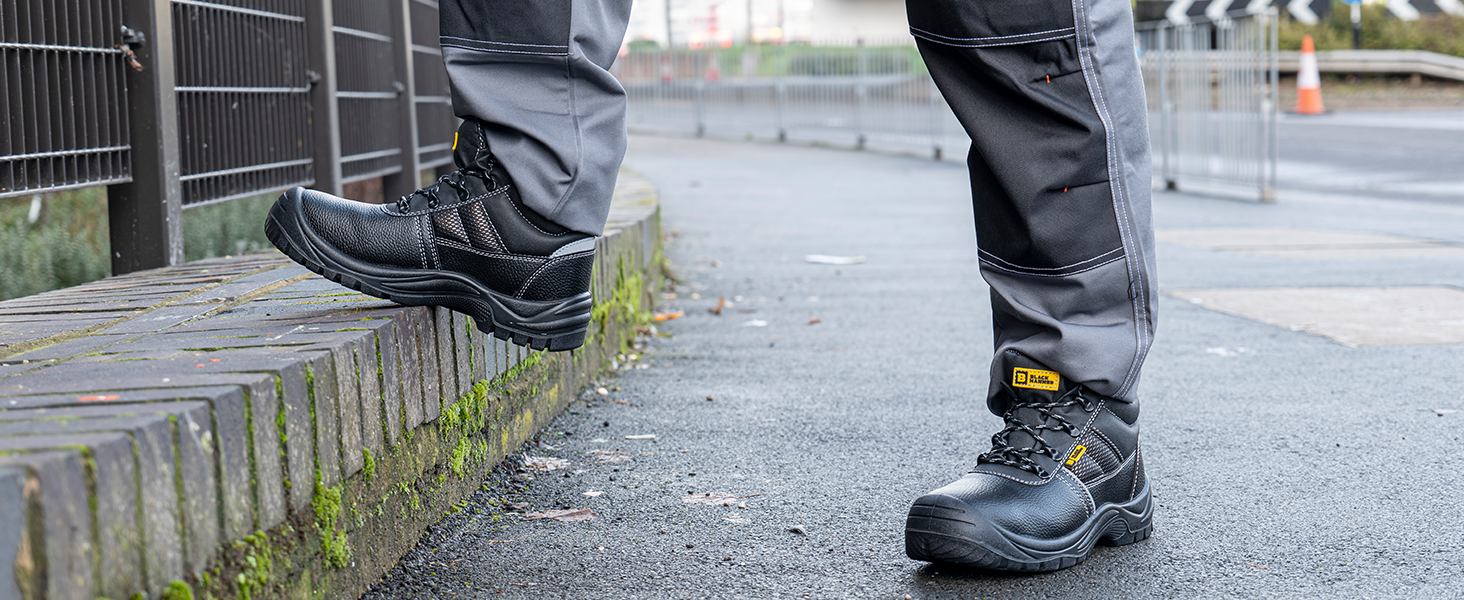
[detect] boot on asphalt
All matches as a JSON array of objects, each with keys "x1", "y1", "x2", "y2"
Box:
[
  {"x1": 265, "y1": 118, "x2": 597, "y2": 351},
  {"x1": 904, "y1": 350, "x2": 1152, "y2": 571}
]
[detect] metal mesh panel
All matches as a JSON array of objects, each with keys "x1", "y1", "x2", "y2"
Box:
[
  {"x1": 173, "y1": 0, "x2": 313, "y2": 206},
  {"x1": 411, "y1": 0, "x2": 454, "y2": 169},
  {"x1": 335, "y1": 0, "x2": 402, "y2": 182},
  {"x1": 619, "y1": 40, "x2": 965, "y2": 161},
  {"x1": 1138, "y1": 10, "x2": 1279, "y2": 201},
  {"x1": 0, "y1": 0, "x2": 131, "y2": 199}
]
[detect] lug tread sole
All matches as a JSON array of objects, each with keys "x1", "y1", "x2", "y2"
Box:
[{"x1": 266, "y1": 214, "x2": 588, "y2": 352}]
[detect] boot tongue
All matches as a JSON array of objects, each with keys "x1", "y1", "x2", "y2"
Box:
[
  {"x1": 986, "y1": 351, "x2": 1088, "y2": 477},
  {"x1": 453, "y1": 119, "x2": 494, "y2": 173}
]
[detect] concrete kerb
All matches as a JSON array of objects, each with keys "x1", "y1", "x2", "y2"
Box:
[{"x1": 0, "y1": 170, "x2": 662, "y2": 600}]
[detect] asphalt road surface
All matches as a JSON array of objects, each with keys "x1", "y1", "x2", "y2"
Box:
[
  {"x1": 1278, "y1": 110, "x2": 1464, "y2": 204},
  {"x1": 363, "y1": 135, "x2": 1464, "y2": 599}
]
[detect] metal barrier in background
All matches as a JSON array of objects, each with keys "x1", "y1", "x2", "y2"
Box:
[
  {"x1": 0, "y1": 0, "x2": 458, "y2": 273},
  {"x1": 617, "y1": 40, "x2": 969, "y2": 161},
  {"x1": 1138, "y1": 10, "x2": 1280, "y2": 202},
  {"x1": 0, "y1": 0, "x2": 133, "y2": 198}
]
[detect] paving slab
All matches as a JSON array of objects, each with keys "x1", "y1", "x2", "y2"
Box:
[
  {"x1": 0, "y1": 452, "x2": 92, "y2": 600},
  {"x1": 0, "y1": 170, "x2": 662, "y2": 600}
]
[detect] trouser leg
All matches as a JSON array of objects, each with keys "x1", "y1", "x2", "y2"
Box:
[
  {"x1": 439, "y1": 0, "x2": 633, "y2": 236},
  {"x1": 907, "y1": 0, "x2": 1157, "y2": 412}
]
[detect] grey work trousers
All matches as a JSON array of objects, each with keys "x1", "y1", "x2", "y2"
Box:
[
  {"x1": 439, "y1": 0, "x2": 632, "y2": 236},
  {"x1": 440, "y1": 0, "x2": 1156, "y2": 413},
  {"x1": 908, "y1": 0, "x2": 1157, "y2": 410}
]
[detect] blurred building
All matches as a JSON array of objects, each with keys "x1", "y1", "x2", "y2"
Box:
[{"x1": 624, "y1": 0, "x2": 909, "y2": 48}]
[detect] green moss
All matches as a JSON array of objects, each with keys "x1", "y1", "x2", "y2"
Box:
[
  {"x1": 160, "y1": 580, "x2": 194, "y2": 600},
  {"x1": 449, "y1": 437, "x2": 472, "y2": 478},
  {"x1": 361, "y1": 448, "x2": 376, "y2": 482},
  {"x1": 311, "y1": 472, "x2": 350, "y2": 569},
  {"x1": 588, "y1": 256, "x2": 651, "y2": 344},
  {"x1": 233, "y1": 531, "x2": 273, "y2": 600}
]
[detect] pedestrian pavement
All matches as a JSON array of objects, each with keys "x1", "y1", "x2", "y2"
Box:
[{"x1": 364, "y1": 134, "x2": 1464, "y2": 599}]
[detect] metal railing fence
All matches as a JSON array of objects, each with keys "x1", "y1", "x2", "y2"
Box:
[
  {"x1": 1, "y1": 0, "x2": 133, "y2": 198},
  {"x1": 1138, "y1": 10, "x2": 1280, "y2": 201},
  {"x1": 0, "y1": 0, "x2": 458, "y2": 274},
  {"x1": 616, "y1": 39, "x2": 969, "y2": 161}
]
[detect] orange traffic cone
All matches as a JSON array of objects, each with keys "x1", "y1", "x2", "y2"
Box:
[{"x1": 1295, "y1": 34, "x2": 1325, "y2": 115}]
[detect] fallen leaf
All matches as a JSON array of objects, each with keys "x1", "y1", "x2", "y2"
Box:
[
  {"x1": 625, "y1": 434, "x2": 656, "y2": 440},
  {"x1": 805, "y1": 254, "x2": 866, "y2": 265},
  {"x1": 1422, "y1": 408, "x2": 1459, "y2": 416},
  {"x1": 787, "y1": 525, "x2": 808, "y2": 535},
  {"x1": 807, "y1": 316, "x2": 821, "y2": 325},
  {"x1": 710, "y1": 296, "x2": 726, "y2": 315},
  {"x1": 661, "y1": 292, "x2": 678, "y2": 300},
  {"x1": 522, "y1": 508, "x2": 599, "y2": 522},
  {"x1": 654, "y1": 311, "x2": 684, "y2": 322},
  {"x1": 682, "y1": 492, "x2": 763, "y2": 506},
  {"x1": 586, "y1": 450, "x2": 631, "y2": 463},
  {"x1": 523, "y1": 456, "x2": 570, "y2": 471},
  {"x1": 595, "y1": 387, "x2": 609, "y2": 395},
  {"x1": 743, "y1": 320, "x2": 768, "y2": 327}
]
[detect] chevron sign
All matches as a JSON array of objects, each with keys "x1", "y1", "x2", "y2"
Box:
[{"x1": 1146, "y1": 0, "x2": 1461, "y2": 23}]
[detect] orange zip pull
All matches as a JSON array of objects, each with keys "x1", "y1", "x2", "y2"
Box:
[{"x1": 1046, "y1": 75, "x2": 1051, "y2": 83}]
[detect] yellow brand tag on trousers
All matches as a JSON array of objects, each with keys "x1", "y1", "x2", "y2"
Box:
[
  {"x1": 452, "y1": 131, "x2": 459, "y2": 151},
  {"x1": 1012, "y1": 367, "x2": 1060, "y2": 391}
]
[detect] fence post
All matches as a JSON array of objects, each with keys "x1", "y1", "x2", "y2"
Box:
[
  {"x1": 1158, "y1": 25, "x2": 1177, "y2": 191},
  {"x1": 306, "y1": 0, "x2": 343, "y2": 196},
  {"x1": 1263, "y1": 8, "x2": 1279, "y2": 202},
  {"x1": 855, "y1": 38, "x2": 867, "y2": 150},
  {"x1": 776, "y1": 43, "x2": 787, "y2": 142},
  {"x1": 383, "y1": 0, "x2": 424, "y2": 201},
  {"x1": 695, "y1": 50, "x2": 707, "y2": 137},
  {"x1": 928, "y1": 75, "x2": 943, "y2": 161},
  {"x1": 108, "y1": 0, "x2": 184, "y2": 274}
]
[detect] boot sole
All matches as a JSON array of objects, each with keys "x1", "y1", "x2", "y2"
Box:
[
  {"x1": 265, "y1": 191, "x2": 592, "y2": 352},
  {"x1": 904, "y1": 480, "x2": 1153, "y2": 572}
]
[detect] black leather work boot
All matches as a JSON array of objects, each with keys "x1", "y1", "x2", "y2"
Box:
[
  {"x1": 265, "y1": 118, "x2": 596, "y2": 351},
  {"x1": 904, "y1": 350, "x2": 1152, "y2": 572}
]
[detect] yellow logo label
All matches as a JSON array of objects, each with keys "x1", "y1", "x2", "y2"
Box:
[
  {"x1": 1012, "y1": 367, "x2": 1060, "y2": 391},
  {"x1": 452, "y1": 131, "x2": 459, "y2": 151},
  {"x1": 1065, "y1": 445, "x2": 1087, "y2": 466}
]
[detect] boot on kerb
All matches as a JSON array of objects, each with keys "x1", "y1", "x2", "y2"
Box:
[
  {"x1": 904, "y1": 350, "x2": 1152, "y2": 571},
  {"x1": 264, "y1": 118, "x2": 597, "y2": 351}
]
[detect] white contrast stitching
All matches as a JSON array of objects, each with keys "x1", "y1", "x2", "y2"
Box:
[
  {"x1": 909, "y1": 25, "x2": 1076, "y2": 42},
  {"x1": 415, "y1": 216, "x2": 430, "y2": 269},
  {"x1": 970, "y1": 468, "x2": 1048, "y2": 486},
  {"x1": 1070, "y1": 0, "x2": 1151, "y2": 398},
  {"x1": 506, "y1": 195, "x2": 570, "y2": 237},
  {"x1": 438, "y1": 35, "x2": 568, "y2": 49},
  {"x1": 1056, "y1": 470, "x2": 1094, "y2": 514},
  {"x1": 439, "y1": 43, "x2": 569, "y2": 57},
  {"x1": 978, "y1": 254, "x2": 1123, "y2": 278},
  {"x1": 435, "y1": 238, "x2": 542, "y2": 262},
  {"x1": 911, "y1": 30, "x2": 1075, "y2": 48},
  {"x1": 978, "y1": 247, "x2": 1124, "y2": 272},
  {"x1": 1131, "y1": 444, "x2": 1143, "y2": 498}
]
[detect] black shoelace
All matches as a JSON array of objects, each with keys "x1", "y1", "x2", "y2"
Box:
[
  {"x1": 976, "y1": 382, "x2": 1096, "y2": 478},
  {"x1": 395, "y1": 165, "x2": 495, "y2": 213}
]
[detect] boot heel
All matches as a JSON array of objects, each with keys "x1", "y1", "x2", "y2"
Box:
[{"x1": 1098, "y1": 522, "x2": 1152, "y2": 547}]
